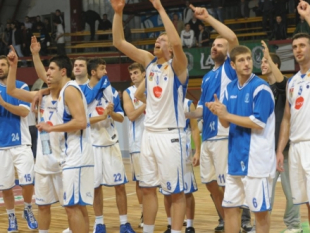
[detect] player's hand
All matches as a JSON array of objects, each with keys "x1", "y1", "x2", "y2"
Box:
[
  {"x1": 110, "y1": 0, "x2": 126, "y2": 14},
  {"x1": 31, "y1": 90, "x2": 43, "y2": 113},
  {"x1": 276, "y1": 152, "x2": 284, "y2": 172},
  {"x1": 36, "y1": 122, "x2": 52, "y2": 132},
  {"x1": 7, "y1": 45, "x2": 18, "y2": 66},
  {"x1": 189, "y1": 4, "x2": 210, "y2": 21},
  {"x1": 30, "y1": 36, "x2": 41, "y2": 55},
  {"x1": 261, "y1": 40, "x2": 271, "y2": 60},
  {"x1": 0, "y1": 92, "x2": 5, "y2": 106},
  {"x1": 149, "y1": 0, "x2": 163, "y2": 10},
  {"x1": 206, "y1": 94, "x2": 228, "y2": 119},
  {"x1": 297, "y1": 0, "x2": 310, "y2": 18},
  {"x1": 192, "y1": 152, "x2": 200, "y2": 167}
]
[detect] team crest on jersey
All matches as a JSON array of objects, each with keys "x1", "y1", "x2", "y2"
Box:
[
  {"x1": 244, "y1": 93, "x2": 250, "y2": 103},
  {"x1": 149, "y1": 72, "x2": 154, "y2": 81},
  {"x1": 134, "y1": 98, "x2": 140, "y2": 106},
  {"x1": 289, "y1": 87, "x2": 294, "y2": 97}
]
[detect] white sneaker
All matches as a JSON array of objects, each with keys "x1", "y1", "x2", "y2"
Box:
[
  {"x1": 283, "y1": 228, "x2": 303, "y2": 233},
  {"x1": 63, "y1": 228, "x2": 72, "y2": 233}
]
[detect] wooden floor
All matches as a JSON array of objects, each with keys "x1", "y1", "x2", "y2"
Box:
[{"x1": 0, "y1": 159, "x2": 308, "y2": 233}]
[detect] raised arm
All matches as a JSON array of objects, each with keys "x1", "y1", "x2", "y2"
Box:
[
  {"x1": 7, "y1": 47, "x2": 37, "y2": 103},
  {"x1": 298, "y1": 1, "x2": 310, "y2": 26},
  {"x1": 30, "y1": 36, "x2": 48, "y2": 83},
  {"x1": 123, "y1": 90, "x2": 146, "y2": 122},
  {"x1": 111, "y1": 0, "x2": 154, "y2": 67},
  {"x1": 134, "y1": 79, "x2": 146, "y2": 103},
  {"x1": 190, "y1": 4, "x2": 238, "y2": 53}
]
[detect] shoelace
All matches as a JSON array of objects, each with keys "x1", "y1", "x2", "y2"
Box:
[
  {"x1": 25, "y1": 208, "x2": 35, "y2": 223},
  {"x1": 9, "y1": 214, "x2": 16, "y2": 228}
]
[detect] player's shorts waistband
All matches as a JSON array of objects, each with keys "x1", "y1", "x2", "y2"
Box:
[{"x1": 144, "y1": 127, "x2": 183, "y2": 133}]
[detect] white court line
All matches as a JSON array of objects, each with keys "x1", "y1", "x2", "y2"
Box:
[{"x1": 0, "y1": 191, "x2": 137, "y2": 216}]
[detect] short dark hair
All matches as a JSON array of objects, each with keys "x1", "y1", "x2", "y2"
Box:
[
  {"x1": 185, "y1": 23, "x2": 190, "y2": 27},
  {"x1": 74, "y1": 57, "x2": 88, "y2": 65},
  {"x1": 230, "y1": 45, "x2": 252, "y2": 63},
  {"x1": 49, "y1": 55, "x2": 72, "y2": 77},
  {"x1": 269, "y1": 53, "x2": 281, "y2": 69},
  {"x1": 128, "y1": 62, "x2": 145, "y2": 73},
  {"x1": 292, "y1": 33, "x2": 310, "y2": 45},
  {"x1": 56, "y1": 9, "x2": 61, "y2": 13},
  {"x1": 0, "y1": 55, "x2": 9, "y2": 67},
  {"x1": 87, "y1": 58, "x2": 106, "y2": 76}
]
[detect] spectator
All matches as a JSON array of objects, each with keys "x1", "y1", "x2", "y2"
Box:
[
  {"x1": 9, "y1": 21, "x2": 26, "y2": 66},
  {"x1": 81, "y1": 10, "x2": 102, "y2": 41},
  {"x1": 37, "y1": 23, "x2": 51, "y2": 55},
  {"x1": 55, "y1": 9, "x2": 65, "y2": 29},
  {"x1": 32, "y1": 15, "x2": 44, "y2": 32},
  {"x1": 181, "y1": 23, "x2": 195, "y2": 48},
  {"x1": 196, "y1": 23, "x2": 210, "y2": 47},
  {"x1": 172, "y1": 13, "x2": 184, "y2": 35},
  {"x1": 236, "y1": 0, "x2": 250, "y2": 19},
  {"x1": 2, "y1": 23, "x2": 11, "y2": 55},
  {"x1": 44, "y1": 18, "x2": 52, "y2": 33},
  {"x1": 270, "y1": 15, "x2": 287, "y2": 40},
  {"x1": 258, "y1": 0, "x2": 274, "y2": 31},
  {"x1": 98, "y1": 13, "x2": 112, "y2": 41},
  {"x1": 183, "y1": 0, "x2": 193, "y2": 24},
  {"x1": 188, "y1": 15, "x2": 202, "y2": 43},
  {"x1": 53, "y1": 18, "x2": 66, "y2": 55},
  {"x1": 274, "y1": 0, "x2": 288, "y2": 27},
  {"x1": 293, "y1": 15, "x2": 310, "y2": 35},
  {"x1": 20, "y1": 23, "x2": 32, "y2": 57},
  {"x1": 24, "y1": 16, "x2": 32, "y2": 30},
  {"x1": 210, "y1": 0, "x2": 225, "y2": 23}
]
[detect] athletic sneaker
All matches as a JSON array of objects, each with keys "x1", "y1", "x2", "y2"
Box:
[
  {"x1": 185, "y1": 227, "x2": 195, "y2": 233},
  {"x1": 63, "y1": 227, "x2": 72, "y2": 233},
  {"x1": 241, "y1": 221, "x2": 253, "y2": 232},
  {"x1": 183, "y1": 220, "x2": 187, "y2": 226},
  {"x1": 214, "y1": 221, "x2": 224, "y2": 232},
  {"x1": 120, "y1": 222, "x2": 136, "y2": 233},
  {"x1": 7, "y1": 213, "x2": 18, "y2": 233},
  {"x1": 139, "y1": 214, "x2": 144, "y2": 228},
  {"x1": 22, "y1": 207, "x2": 38, "y2": 230},
  {"x1": 94, "y1": 224, "x2": 106, "y2": 233},
  {"x1": 283, "y1": 228, "x2": 303, "y2": 233},
  {"x1": 164, "y1": 225, "x2": 171, "y2": 233}
]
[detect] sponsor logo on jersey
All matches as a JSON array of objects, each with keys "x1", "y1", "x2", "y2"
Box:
[
  {"x1": 230, "y1": 95, "x2": 237, "y2": 99},
  {"x1": 96, "y1": 106, "x2": 105, "y2": 115},
  {"x1": 149, "y1": 72, "x2": 154, "y2": 81},
  {"x1": 295, "y1": 96, "x2": 304, "y2": 110},
  {"x1": 47, "y1": 121, "x2": 53, "y2": 126}
]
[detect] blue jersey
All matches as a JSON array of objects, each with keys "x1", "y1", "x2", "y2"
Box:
[
  {"x1": 197, "y1": 57, "x2": 237, "y2": 141},
  {"x1": 223, "y1": 74, "x2": 276, "y2": 177},
  {"x1": 0, "y1": 81, "x2": 31, "y2": 148}
]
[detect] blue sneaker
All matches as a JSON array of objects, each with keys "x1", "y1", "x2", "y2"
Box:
[
  {"x1": 7, "y1": 213, "x2": 18, "y2": 233},
  {"x1": 94, "y1": 224, "x2": 106, "y2": 233},
  {"x1": 120, "y1": 223, "x2": 136, "y2": 233},
  {"x1": 22, "y1": 207, "x2": 38, "y2": 230}
]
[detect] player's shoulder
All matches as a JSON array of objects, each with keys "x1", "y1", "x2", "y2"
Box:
[{"x1": 16, "y1": 80, "x2": 28, "y2": 89}]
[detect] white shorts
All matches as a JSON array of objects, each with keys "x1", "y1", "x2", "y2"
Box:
[
  {"x1": 0, "y1": 145, "x2": 34, "y2": 190},
  {"x1": 35, "y1": 172, "x2": 63, "y2": 205},
  {"x1": 200, "y1": 139, "x2": 228, "y2": 186},
  {"x1": 130, "y1": 153, "x2": 141, "y2": 181},
  {"x1": 289, "y1": 141, "x2": 310, "y2": 204},
  {"x1": 93, "y1": 144, "x2": 128, "y2": 188},
  {"x1": 140, "y1": 129, "x2": 186, "y2": 194},
  {"x1": 222, "y1": 175, "x2": 273, "y2": 212},
  {"x1": 62, "y1": 166, "x2": 94, "y2": 206}
]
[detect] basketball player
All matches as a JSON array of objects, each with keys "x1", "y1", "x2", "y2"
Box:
[
  {"x1": 36, "y1": 55, "x2": 94, "y2": 233},
  {"x1": 7, "y1": 46, "x2": 68, "y2": 233},
  {"x1": 87, "y1": 58, "x2": 136, "y2": 233},
  {"x1": 261, "y1": 40, "x2": 302, "y2": 233},
  {"x1": 277, "y1": 0, "x2": 310, "y2": 226},
  {"x1": 207, "y1": 45, "x2": 276, "y2": 233},
  {"x1": 162, "y1": 98, "x2": 200, "y2": 233},
  {"x1": 112, "y1": 0, "x2": 188, "y2": 232},
  {"x1": 123, "y1": 62, "x2": 146, "y2": 228},
  {"x1": 0, "y1": 51, "x2": 38, "y2": 232}
]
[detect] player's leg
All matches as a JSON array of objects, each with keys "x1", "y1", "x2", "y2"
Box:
[
  {"x1": 65, "y1": 205, "x2": 87, "y2": 233},
  {"x1": 163, "y1": 195, "x2": 172, "y2": 232},
  {"x1": 170, "y1": 192, "x2": 186, "y2": 231}
]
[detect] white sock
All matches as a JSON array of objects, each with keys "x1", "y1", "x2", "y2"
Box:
[
  {"x1": 119, "y1": 215, "x2": 127, "y2": 225},
  {"x1": 24, "y1": 202, "x2": 32, "y2": 209},
  {"x1": 187, "y1": 219, "x2": 193, "y2": 227},
  {"x1": 95, "y1": 215, "x2": 104, "y2": 225},
  {"x1": 143, "y1": 224, "x2": 155, "y2": 233},
  {"x1": 171, "y1": 230, "x2": 181, "y2": 233},
  {"x1": 6, "y1": 209, "x2": 15, "y2": 215},
  {"x1": 39, "y1": 230, "x2": 49, "y2": 233},
  {"x1": 167, "y1": 217, "x2": 172, "y2": 225}
]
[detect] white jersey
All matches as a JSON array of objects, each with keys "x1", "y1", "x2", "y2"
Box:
[
  {"x1": 183, "y1": 98, "x2": 192, "y2": 163},
  {"x1": 144, "y1": 58, "x2": 188, "y2": 130},
  {"x1": 57, "y1": 81, "x2": 93, "y2": 168},
  {"x1": 287, "y1": 72, "x2": 310, "y2": 142},
  {"x1": 35, "y1": 95, "x2": 61, "y2": 174},
  {"x1": 89, "y1": 88, "x2": 124, "y2": 147},
  {"x1": 0, "y1": 81, "x2": 31, "y2": 148},
  {"x1": 125, "y1": 85, "x2": 145, "y2": 153}
]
